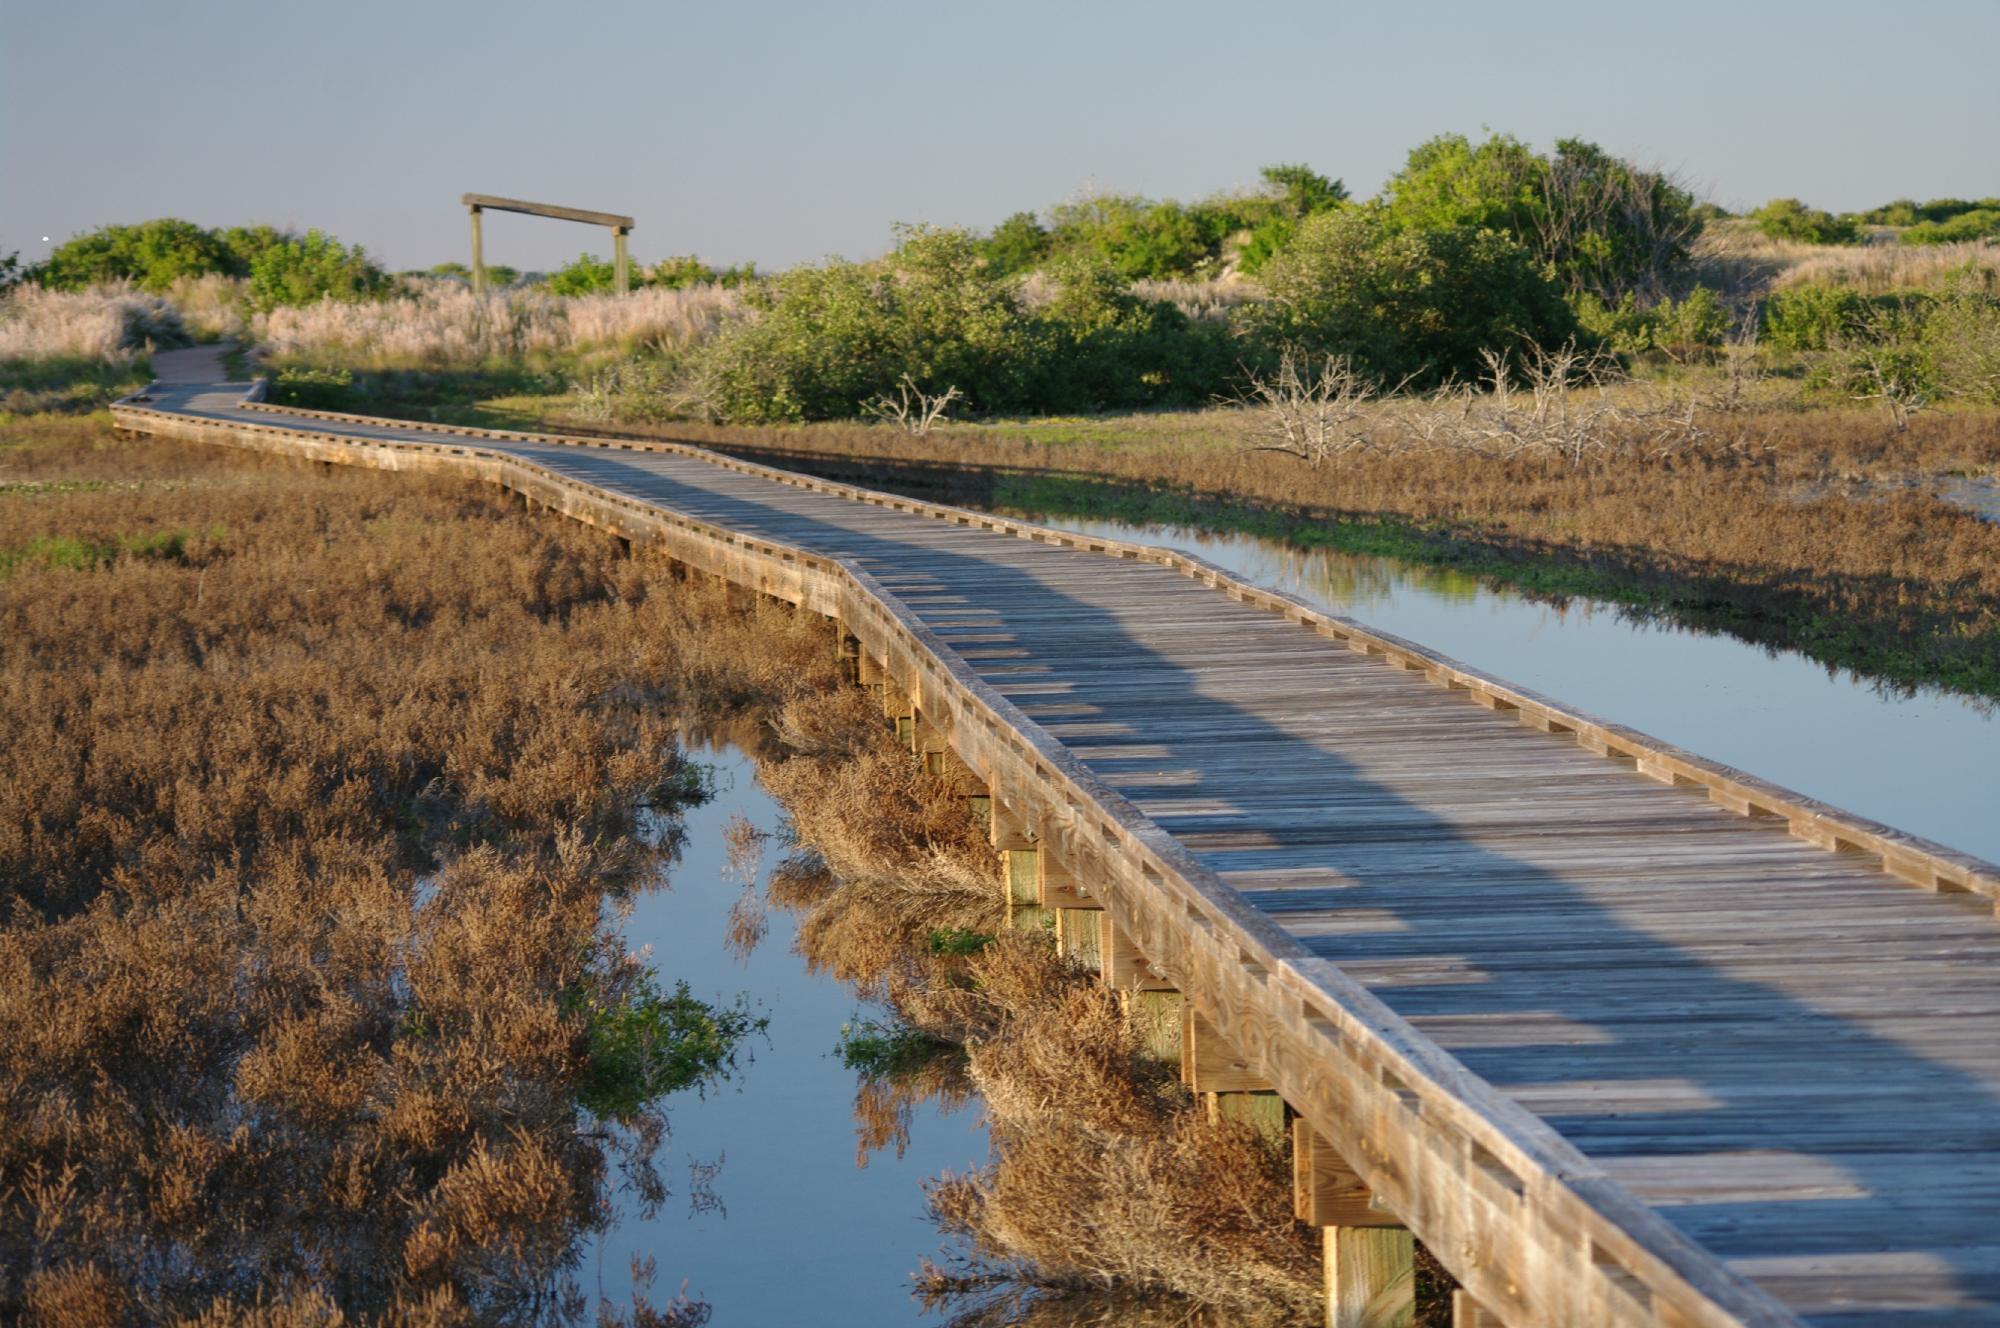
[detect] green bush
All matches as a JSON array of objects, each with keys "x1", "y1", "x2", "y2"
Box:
[
  {"x1": 1749, "y1": 198, "x2": 1861, "y2": 246},
  {"x1": 982, "y1": 211, "x2": 1054, "y2": 277},
  {"x1": 1380, "y1": 134, "x2": 1700, "y2": 301},
  {"x1": 38, "y1": 219, "x2": 240, "y2": 292},
  {"x1": 1920, "y1": 280, "x2": 2000, "y2": 403},
  {"x1": 1901, "y1": 209, "x2": 2000, "y2": 246},
  {"x1": 1762, "y1": 285, "x2": 1869, "y2": 351},
  {"x1": 981, "y1": 165, "x2": 1343, "y2": 282},
  {"x1": 1246, "y1": 207, "x2": 1579, "y2": 386},
  {"x1": 546, "y1": 251, "x2": 619, "y2": 296},
  {"x1": 646, "y1": 254, "x2": 758, "y2": 289},
  {"x1": 1575, "y1": 286, "x2": 1731, "y2": 358},
  {"x1": 246, "y1": 230, "x2": 387, "y2": 312},
  {"x1": 681, "y1": 225, "x2": 1237, "y2": 422}
]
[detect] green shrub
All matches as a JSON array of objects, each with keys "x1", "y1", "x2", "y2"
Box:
[
  {"x1": 981, "y1": 211, "x2": 1054, "y2": 278},
  {"x1": 38, "y1": 219, "x2": 240, "y2": 292},
  {"x1": 1381, "y1": 134, "x2": 1700, "y2": 301},
  {"x1": 988, "y1": 166, "x2": 1343, "y2": 283},
  {"x1": 1921, "y1": 280, "x2": 2000, "y2": 403},
  {"x1": 1762, "y1": 285, "x2": 1869, "y2": 351},
  {"x1": 1901, "y1": 209, "x2": 2000, "y2": 246},
  {"x1": 1246, "y1": 207, "x2": 1579, "y2": 386},
  {"x1": 246, "y1": 230, "x2": 386, "y2": 312},
  {"x1": 1749, "y1": 198, "x2": 1861, "y2": 246},
  {"x1": 681, "y1": 225, "x2": 1236, "y2": 422},
  {"x1": 1574, "y1": 288, "x2": 1728, "y2": 358},
  {"x1": 646, "y1": 254, "x2": 757, "y2": 289},
  {"x1": 546, "y1": 251, "x2": 619, "y2": 296}
]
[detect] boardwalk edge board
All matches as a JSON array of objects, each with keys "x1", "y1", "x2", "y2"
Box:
[{"x1": 112, "y1": 382, "x2": 1995, "y2": 1328}]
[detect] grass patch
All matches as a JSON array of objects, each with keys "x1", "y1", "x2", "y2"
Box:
[
  {"x1": 0, "y1": 525, "x2": 220, "y2": 578},
  {"x1": 0, "y1": 356, "x2": 151, "y2": 415}
]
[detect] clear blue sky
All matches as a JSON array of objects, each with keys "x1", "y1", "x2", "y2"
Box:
[{"x1": 6, "y1": 0, "x2": 1997, "y2": 274}]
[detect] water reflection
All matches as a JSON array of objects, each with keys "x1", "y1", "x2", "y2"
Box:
[
  {"x1": 1010, "y1": 514, "x2": 2000, "y2": 866},
  {"x1": 590, "y1": 742, "x2": 989, "y2": 1324}
]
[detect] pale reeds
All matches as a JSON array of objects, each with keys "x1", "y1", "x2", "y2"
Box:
[
  {"x1": 255, "y1": 280, "x2": 745, "y2": 370},
  {"x1": 0, "y1": 284, "x2": 187, "y2": 364},
  {"x1": 1693, "y1": 220, "x2": 2000, "y2": 297}
]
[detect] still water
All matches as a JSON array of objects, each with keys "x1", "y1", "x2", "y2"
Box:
[
  {"x1": 589, "y1": 742, "x2": 986, "y2": 1323},
  {"x1": 1010, "y1": 513, "x2": 2000, "y2": 866}
]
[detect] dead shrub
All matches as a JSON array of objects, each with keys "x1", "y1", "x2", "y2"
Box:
[{"x1": 0, "y1": 415, "x2": 834, "y2": 1324}]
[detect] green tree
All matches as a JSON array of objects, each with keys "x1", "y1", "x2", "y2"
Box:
[{"x1": 1246, "y1": 206, "x2": 1579, "y2": 386}]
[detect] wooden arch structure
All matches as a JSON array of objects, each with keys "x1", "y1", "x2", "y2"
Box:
[{"x1": 462, "y1": 193, "x2": 636, "y2": 295}]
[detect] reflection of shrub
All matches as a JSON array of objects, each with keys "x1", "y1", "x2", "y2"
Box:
[{"x1": 579, "y1": 975, "x2": 765, "y2": 1122}]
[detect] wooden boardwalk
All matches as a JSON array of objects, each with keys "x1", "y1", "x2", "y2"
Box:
[{"x1": 117, "y1": 371, "x2": 2000, "y2": 1327}]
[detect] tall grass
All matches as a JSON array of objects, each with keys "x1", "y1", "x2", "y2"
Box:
[
  {"x1": 256, "y1": 279, "x2": 745, "y2": 370},
  {"x1": 0, "y1": 284, "x2": 187, "y2": 365}
]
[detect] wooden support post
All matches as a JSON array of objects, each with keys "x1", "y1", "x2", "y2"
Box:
[
  {"x1": 1002, "y1": 847, "x2": 1051, "y2": 931},
  {"x1": 832, "y1": 627, "x2": 861, "y2": 683},
  {"x1": 882, "y1": 684, "x2": 915, "y2": 747},
  {"x1": 1324, "y1": 1226, "x2": 1415, "y2": 1328},
  {"x1": 613, "y1": 227, "x2": 631, "y2": 295},
  {"x1": 1450, "y1": 1291, "x2": 1504, "y2": 1327},
  {"x1": 1125, "y1": 989, "x2": 1183, "y2": 1064},
  {"x1": 1054, "y1": 908, "x2": 1103, "y2": 970},
  {"x1": 1294, "y1": 1119, "x2": 1400, "y2": 1228},
  {"x1": 1181, "y1": 1008, "x2": 1270, "y2": 1093},
  {"x1": 469, "y1": 205, "x2": 486, "y2": 295},
  {"x1": 1208, "y1": 1089, "x2": 1287, "y2": 1144}
]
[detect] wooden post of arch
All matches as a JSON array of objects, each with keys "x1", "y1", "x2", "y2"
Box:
[{"x1": 462, "y1": 193, "x2": 637, "y2": 294}]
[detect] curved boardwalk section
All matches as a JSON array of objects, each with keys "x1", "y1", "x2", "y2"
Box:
[{"x1": 115, "y1": 371, "x2": 2000, "y2": 1327}]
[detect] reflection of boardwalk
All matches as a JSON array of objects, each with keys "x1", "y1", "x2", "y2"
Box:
[{"x1": 118, "y1": 378, "x2": 2000, "y2": 1327}]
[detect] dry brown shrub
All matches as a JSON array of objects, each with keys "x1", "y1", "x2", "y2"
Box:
[{"x1": 0, "y1": 415, "x2": 832, "y2": 1324}]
